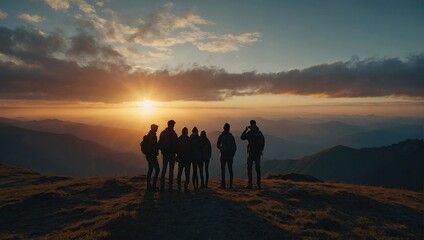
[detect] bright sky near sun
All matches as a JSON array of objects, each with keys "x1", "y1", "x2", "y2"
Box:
[{"x1": 0, "y1": 0, "x2": 423, "y2": 118}]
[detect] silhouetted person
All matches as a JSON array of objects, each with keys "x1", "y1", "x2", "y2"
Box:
[
  {"x1": 158, "y1": 120, "x2": 178, "y2": 191},
  {"x1": 176, "y1": 127, "x2": 191, "y2": 192},
  {"x1": 217, "y1": 123, "x2": 237, "y2": 189},
  {"x1": 190, "y1": 127, "x2": 201, "y2": 190},
  {"x1": 241, "y1": 120, "x2": 265, "y2": 189},
  {"x1": 200, "y1": 130, "x2": 212, "y2": 188},
  {"x1": 140, "y1": 124, "x2": 160, "y2": 191}
]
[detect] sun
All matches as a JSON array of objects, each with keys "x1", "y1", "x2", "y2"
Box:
[{"x1": 137, "y1": 100, "x2": 155, "y2": 114}]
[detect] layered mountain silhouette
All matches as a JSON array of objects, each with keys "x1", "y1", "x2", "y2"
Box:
[
  {"x1": 1, "y1": 117, "x2": 421, "y2": 161},
  {"x1": 0, "y1": 124, "x2": 146, "y2": 176},
  {"x1": 0, "y1": 118, "x2": 142, "y2": 153},
  {"x1": 206, "y1": 130, "x2": 311, "y2": 179},
  {"x1": 261, "y1": 139, "x2": 423, "y2": 190},
  {"x1": 0, "y1": 117, "x2": 422, "y2": 190},
  {"x1": 0, "y1": 163, "x2": 422, "y2": 239},
  {"x1": 331, "y1": 129, "x2": 407, "y2": 148}
]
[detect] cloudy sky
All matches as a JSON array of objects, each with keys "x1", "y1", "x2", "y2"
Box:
[{"x1": 0, "y1": 0, "x2": 423, "y2": 118}]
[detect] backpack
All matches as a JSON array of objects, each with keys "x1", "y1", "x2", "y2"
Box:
[
  {"x1": 140, "y1": 135, "x2": 148, "y2": 154},
  {"x1": 220, "y1": 134, "x2": 236, "y2": 156},
  {"x1": 250, "y1": 131, "x2": 265, "y2": 153}
]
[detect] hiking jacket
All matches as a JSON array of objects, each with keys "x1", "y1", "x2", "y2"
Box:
[
  {"x1": 176, "y1": 134, "x2": 191, "y2": 163},
  {"x1": 158, "y1": 127, "x2": 178, "y2": 155},
  {"x1": 190, "y1": 133, "x2": 202, "y2": 162},
  {"x1": 143, "y1": 130, "x2": 159, "y2": 156},
  {"x1": 241, "y1": 125, "x2": 264, "y2": 155},
  {"x1": 217, "y1": 131, "x2": 237, "y2": 158},
  {"x1": 200, "y1": 136, "x2": 212, "y2": 161}
]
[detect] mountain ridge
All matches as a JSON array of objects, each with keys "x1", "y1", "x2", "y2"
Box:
[
  {"x1": 0, "y1": 124, "x2": 146, "y2": 177},
  {"x1": 262, "y1": 139, "x2": 423, "y2": 190},
  {"x1": 1, "y1": 163, "x2": 422, "y2": 239}
]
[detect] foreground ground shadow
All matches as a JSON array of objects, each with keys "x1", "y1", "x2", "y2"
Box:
[{"x1": 102, "y1": 188, "x2": 293, "y2": 240}]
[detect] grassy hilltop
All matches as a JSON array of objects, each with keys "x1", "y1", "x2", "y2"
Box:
[{"x1": 0, "y1": 164, "x2": 423, "y2": 240}]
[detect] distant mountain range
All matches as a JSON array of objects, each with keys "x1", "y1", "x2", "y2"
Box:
[
  {"x1": 0, "y1": 118, "x2": 142, "y2": 153},
  {"x1": 0, "y1": 117, "x2": 422, "y2": 190},
  {"x1": 207, "y1": 130, "x2": 311, "y2": 178},
  {"x1": 0, "y1": 117, "x2": 421, "y2": 160},
  {"x1": 213, "y1": 116, "x2": 422, "y2": 149},
  {"x1": 0, "y1": 124, "x2": 146, "y2": 176},
  {"x1": 261, "y1": 139, "x2": 423, "y2": 190},
  {"x1": 331, "y1": 129, "x2": 408, "y2": 148}
]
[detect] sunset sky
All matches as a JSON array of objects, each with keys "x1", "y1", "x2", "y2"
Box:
[{"x1": 0, "y1": 0, "x2": 423, "y2": 122}]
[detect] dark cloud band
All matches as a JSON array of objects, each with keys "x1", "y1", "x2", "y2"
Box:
[{"x1": 0, "y1": 26, "x2": 423, "y2": 102}]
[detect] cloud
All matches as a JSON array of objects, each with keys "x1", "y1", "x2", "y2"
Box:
[
  {"x1": 73, "y1": 2, "x2": 260, "y2": 56},
  {"x1": 76, "y1": 0, "x2": 96, "y2": 14},
  {"x1": 41, "y1": 1, "x2": 261, "y2": 61},
  {"x1": 111, "y1": 45, "x2": 172, "y2": 67},
  {"x1": 96, "y1": 0, "x2": 111, "y2": 7},
  {"x1": 0, "y1": 9, "x2": 8, "y2": 19},
  {"x1": 0, "y1": 27, "x2": 65, "y2": 60},
  {"x1": 43, "y1": 0, "x2": 71, "y2": 11},
  {"x1": 0, "y1": 25, "x2": 422, "y2": 103},
  {"x1": 195, "y1": 32, "x2": 261, "y2": 53},
  {"x1": 18, "y1": 13, "x2": 43, "y2": 23},
  {"x1": 0, "y1": 26, "x2": 129, "y2": 102},
  {"x1": 114, "y1": 3, "x2": 213, "y2": 48},
  {"x1": 67, "y1": 31, "x2": 121, "y2": 60},
  {"x1": 43, "y1": 0, "x2": 96, "y2": 14},
  {"x1": 35, "y1": 2, "x2": 262, "y2": 70},
  {"x1": 127, "y1": 4, "x2": 259, "y2": 53},
  {"x1": 259, "y1": 55, "x2": 424, "y2": 98}
]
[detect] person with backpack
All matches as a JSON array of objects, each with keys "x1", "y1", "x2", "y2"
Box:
[
  {"x1": 199, "y1": 130, "x2": 212, "y2": 188},
  {"x1": 241, "y1": 120, "x2": 265, "y2": 189},
  {"x1": 176, "y1": 127, "x2": 191, "y2": 192},
  {"x1": 140, "y1": 124, "x2": 160, "y2": 192},
  {"x1": 158, "y1": 120, "x2": 178, "y2": 191},
  {"x1": 217, "y1": 123, "x2": 237, "y2": 189},
  {"x1": 190, "y1": 127, "x2": 202, "y2": 190}
]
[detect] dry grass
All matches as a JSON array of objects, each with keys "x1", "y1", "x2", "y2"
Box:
[{"x1": 0, "y1": 164, "x2": 423, "y2": 240}]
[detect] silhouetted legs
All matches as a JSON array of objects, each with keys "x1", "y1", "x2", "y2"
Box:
[
  {"x1": 160, "y1": 153, "x2": 176, "y2": 190},
  {"x1": 204, "y1": 158, "x2": 210, "y2": 188},
  {"x1": 192, "y1": 160, "x2": 199, "y2": 189},
  {"x1": 146, "y1": 155, "x2": 160, "y2": 190},
  {"x1": 177, "y1": 160, "x2": 183, "y2": 191},
  {"x1": 247, "y1": 153, "x2": 261, "y2": 189},
  {"x1": 220, "y1": 156, "x2": 233, "y2": 188},
  {"x1": 184, "y1": 160, "x2": 191, "y2": 190},
  {"x1": 228, "y1": 159, "x2": 234, "y2": 188},
  {"x1": 198, "y1": 160, "x2": 205, "y2": 188},
  {"x1": 177, "y1": 159, "x2": 191, "y2": 192}
]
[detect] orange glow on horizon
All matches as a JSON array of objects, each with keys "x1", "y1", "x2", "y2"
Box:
[{"x1": 0, "y1": 95, "x2": 422, "y2": 130}]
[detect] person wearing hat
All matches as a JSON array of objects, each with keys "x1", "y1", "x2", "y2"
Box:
[
  {"x1": 158, "y1": 120, "x2": 178, "y2": 191},
  {"x1": 140, "y1": 124, "x2": 160, "y2": 191}
]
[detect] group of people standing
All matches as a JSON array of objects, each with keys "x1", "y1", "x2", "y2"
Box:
[{"x1": 140, "y1": 119, "x2": 265, "y2": 192}]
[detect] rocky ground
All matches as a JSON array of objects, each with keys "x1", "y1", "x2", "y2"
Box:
[{"x1": 0, "y1": 164, "x2": 423, "y2": 239}]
